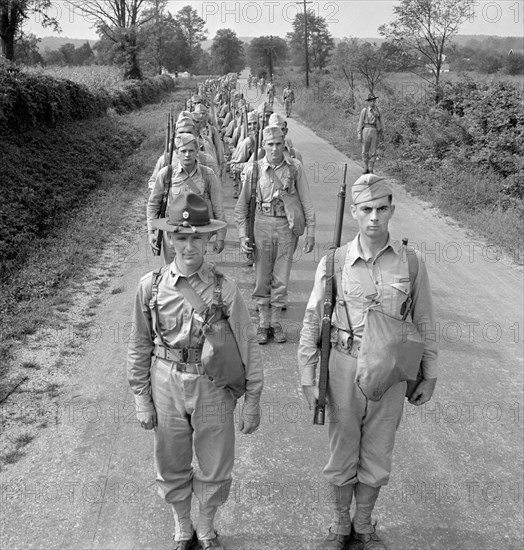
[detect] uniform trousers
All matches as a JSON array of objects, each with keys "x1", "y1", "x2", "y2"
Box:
[
  {"x1": 323, "y1": 348, "x2": 406, "y2": 488},
  {"x1": 361, "y1": 127, "x2": 379, "y2": 164},
  {"x1": 151, "y1": 357, "x2": 237, "y2": 540},
  {"x1": 252, "y1": 215, "x2": 298, "y2": 310}
]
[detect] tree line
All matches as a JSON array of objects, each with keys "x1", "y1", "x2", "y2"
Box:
[{"x1": 2, "y1": 0, "x2": 522, "y2": 87}]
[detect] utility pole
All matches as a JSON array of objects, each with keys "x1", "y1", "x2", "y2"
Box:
[
  {"x1": 296, "y1": 0, "x2": 313, "y2": 87},
  {"x1": 268, "y1": 35, "x2": 274, "y2": 80}
]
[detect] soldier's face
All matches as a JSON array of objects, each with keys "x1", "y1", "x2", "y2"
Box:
[
  {"x1": 177, "y1": 143, "x2": 198, "y2": 169},
  {"x1": 170, "y1": 234, "x2": 210, "y2": 271},
  {"x1": 351, "y1": 196, "x2": 394, "y2": 240},
  {"x1": 263, "y1": 137, "x2": 285, "y2": 164}
]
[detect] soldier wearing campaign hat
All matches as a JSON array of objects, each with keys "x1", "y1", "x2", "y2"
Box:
[
  {"x1": 298, "y1": 174, "x2": 438, "y2": 549},
  {"x1": 148, "y1": 133, "x2": 227, "y2": 263},
  {"x1": 129, "y1": 191, "x2": 263, "y2": 550},
  {"x1": 235, "y1": 125, "x2": 316, "y2": 344},
  {"x1": 357, "y1": 93, "x2": 383, "y2": 175}
]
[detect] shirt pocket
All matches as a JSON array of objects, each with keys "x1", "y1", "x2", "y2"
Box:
[
  {"x1": 336, "y1": 276, "x2": 365, "y2": 327},
  {"x1": 385, "y1": 281, "x2": 410, "y2": 318}
]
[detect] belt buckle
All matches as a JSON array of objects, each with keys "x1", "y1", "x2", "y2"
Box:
[{"x1": 182, "y1": 348, "x2": 188, "y2": 363}]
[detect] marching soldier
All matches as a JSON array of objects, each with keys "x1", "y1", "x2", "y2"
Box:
[
  {"x1": 234, "y1": 125, "x2": 316, "y2": 344},
  {"x1": 148, "y1": 134, "x2": 227, "y2": 263}
]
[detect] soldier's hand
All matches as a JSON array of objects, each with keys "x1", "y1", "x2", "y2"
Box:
[
  {"x1": 149, "y1": 231, "x2": 160, "y2": 254},
  {"x1": 358, "y1": 135, "x2": 362, "y2": 142},
  {"x1": 137, "y1": 408, "x2": 157, "y2": 430},
  {"x1": 408, "y1": 377, "x2": 437, "y2": 406},
  {"x1": 239, "y1": 401, "x2": 260, "y2": 434},
  {"x1": 213, "y1": 239, "x2": 225, "y2": 254},
  {"x1": 303, "y1": 236, "x2": 315, "y2": 254},
  {"x1": 240, "y1": 237, "x2": 253, "y2": 255},
  {"x1": 302, "y1": 385, "x2": 319, "y2": 410}
]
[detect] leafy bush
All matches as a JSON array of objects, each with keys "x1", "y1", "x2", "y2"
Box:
[{"x1": 0, "y1": 67, "x2": 175, "y2": 133}]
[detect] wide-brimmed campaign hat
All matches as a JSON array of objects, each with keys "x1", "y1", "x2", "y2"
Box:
[
  {"x1": 366, "y1": 93, "x2": 378, "y2": 101},
  {"x1": 151, "y1": 192, "x2": 227, "y2": 234}
]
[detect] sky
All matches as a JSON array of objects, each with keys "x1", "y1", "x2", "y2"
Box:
[{"x1": 26, "y1": 0, "x2": 524, "y2": 41}]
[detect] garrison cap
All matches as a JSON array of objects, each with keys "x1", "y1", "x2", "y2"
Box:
[
  {"x1": 247, "y1": 111, "x2": 258, "y2": 123},
  {"x1": 268, "y1": 113, "x2": 286, "y2": 127},
  {"x1": 351, "y1": 174, "x2": 393, "y2": 205},
  {"x1": 174, "y1": 133, "x2": 197, "y2": 148},
  {"x1": 262, "y1": 125, "x2": 284, "y2": 141}
]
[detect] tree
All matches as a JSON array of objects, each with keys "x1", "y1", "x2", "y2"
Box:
[
  {"x1": 246, "y1": 35, "x2": 287, "y2": 78},
  {"x1": 69, "y1": 0, "x2": 157, "y2": 79},
  {"x1": 1, "y1": 0, "x2": 59, "y2": 61},
  {"x1": 211, "y1": 29, "x2": 245, "y2": 75},
  {"x1": 13, "y1": 31, "x2": 43, "y2": 65},
  {"x1": 173, "y1": 5, "x2": 207, "y2": 74},
  {"x1": 379, "y1": 0, "x2": 474, "y2": 102},
  {"x1": 286, "y1": 10, "x2": 334, "y2": 71}
]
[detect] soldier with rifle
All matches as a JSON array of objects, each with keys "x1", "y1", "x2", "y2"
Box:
[
  {"x1": 148, "y1": 133, "x2": 227, "y2": 263},
  {"x1": 298, "y1": 173, "x2": 438, "y2": 550},
  {"x1": 235, "y1": 125, "x2": 315, "y2": 344}
]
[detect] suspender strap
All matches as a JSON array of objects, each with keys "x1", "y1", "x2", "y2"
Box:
[
  {"x1": 175, "y1": 277, "x2": 209, "y2": 316},
  {"x1": 149, "y1": 266, "x2": 169, "y2": 346}
]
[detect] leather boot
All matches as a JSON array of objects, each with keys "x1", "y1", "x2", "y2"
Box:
[
  {"x1": 353, "y1": 483, "x2": 387, "y2": 549},
  {"x1": 258, "y1": 305, "x2": 270, "y2": 344},
  {"x1": 362, "y1": 160, "x2": 369, "y2": 174},
  {"x1": 270, "y1": 307, "x2": 286, "y2": 343},
  {"x1": 322, "y1": 483, "x2": 354, "y2": 548}
]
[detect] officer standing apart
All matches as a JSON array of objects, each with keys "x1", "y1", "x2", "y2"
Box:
[
  {"x1": 282, "y1": 82, "x2": 295, "y2": 118},
  {"x1": 298, "y1": 174, "x2": 438, "y2": 550},
  {"x1": 128, "y1": 192, "x2": 263, "y2": 550},
  {"x1": 235, "y1": 125, "x2": 316, "y2": 344},
  {"x1": 357, "y1": 93, "x2": 383, "y2": 175}
]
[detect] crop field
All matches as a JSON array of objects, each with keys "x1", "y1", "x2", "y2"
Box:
[{"x1": 22, "y1": 64, "x2": 124, "y2": 90}]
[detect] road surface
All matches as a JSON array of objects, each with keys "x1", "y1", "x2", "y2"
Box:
[{"x1": 1, "y1": 76, "x2": 522, "y2": 550}]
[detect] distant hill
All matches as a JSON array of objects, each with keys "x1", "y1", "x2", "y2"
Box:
[
  {"x1": 37, "y1": 33, "x2": 522, "y2": 54},
  {"x1": 38, "y1": 36, "x2": 98, "y2": 52}
]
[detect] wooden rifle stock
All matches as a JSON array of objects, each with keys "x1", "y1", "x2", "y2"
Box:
[
  {"x1": 153, "y1": 133, "x2": 176, "y2": 256},
  {"x1": 313, "y1": 164, "x2": 347, "y2": 425}
]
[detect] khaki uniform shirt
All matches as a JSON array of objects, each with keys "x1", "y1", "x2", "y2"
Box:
[
  {"x1": 298, "y1": 234, "x2": 438, "y2": 386},
  {"x1": 127, "y1": 260, "x2": 264, "y2": 411}
]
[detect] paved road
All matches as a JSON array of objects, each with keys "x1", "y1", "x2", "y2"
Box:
[{"x1": 1, "y1": 76, "x2": 522, "y2": 550}]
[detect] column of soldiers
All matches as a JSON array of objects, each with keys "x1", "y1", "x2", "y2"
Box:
[{"x1": 129, "y1": 75, "x2": 436, "y2": 550}]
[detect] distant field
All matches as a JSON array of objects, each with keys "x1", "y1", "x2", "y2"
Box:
[{"x1": 23, "y1": 65, "x2": 124, "y2": 89}]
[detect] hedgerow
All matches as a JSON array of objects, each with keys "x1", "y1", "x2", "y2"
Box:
[{"x1": 0, "y1": 62, "x2": 175, "y2": 133}]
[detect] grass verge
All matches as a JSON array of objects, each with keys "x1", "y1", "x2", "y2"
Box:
[{"x1": 0, "y1": 86, "x2": 191, "y2": 468}]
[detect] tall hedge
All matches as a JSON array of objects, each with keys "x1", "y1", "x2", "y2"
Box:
[{"x1": 0, "y1": 65, "x2": 175, "y2": 133}]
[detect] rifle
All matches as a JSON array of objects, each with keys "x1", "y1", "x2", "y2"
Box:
[
  {"x1": 153, "y1": 132, "x2": 176, "y2": 256},
  {"x1": 313, "y1": 163, "x2": 348, "y2": 425},
  {"x1": 163, "y1": 112, "x2": 171, "y2": 166},
  {"x1": 246, "y1": 118, "x2": 261, "y2": 263},
  {"x1": 242, "y1": 104, "x2": 248, "y2": 142}
]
